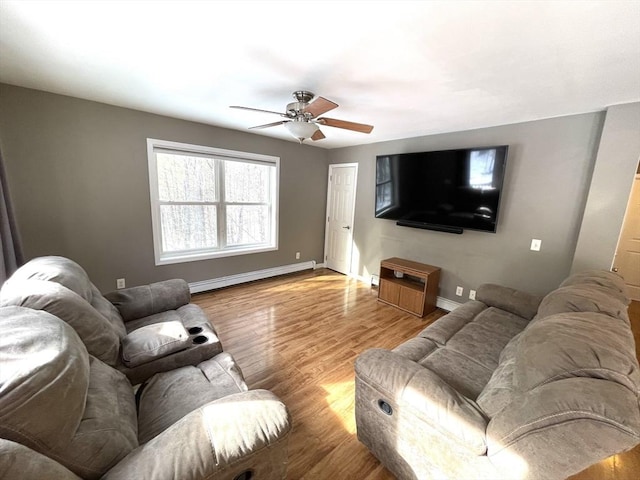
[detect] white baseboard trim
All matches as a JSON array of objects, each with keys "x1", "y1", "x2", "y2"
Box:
[
  {"x1": 189, "y1": 261, "x2": 316, "y2": 294},
  {"x1": 314, "y1": 262, "x2": 326, "y2": 269},
  {"x1": 436, "y1": 297, "x2": 462, "y2": 312}
]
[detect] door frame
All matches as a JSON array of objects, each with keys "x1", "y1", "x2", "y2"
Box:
[
  {"x1": 611, "y1": 172, "x2": 640, "y2": 300},
  {"x1": 323, "y1": 163, "x2": 358, "y2": 274}
]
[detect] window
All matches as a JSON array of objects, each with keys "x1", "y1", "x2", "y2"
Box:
[{"x1": 147, "y1": 139, "x2": 279, "y2": 265}]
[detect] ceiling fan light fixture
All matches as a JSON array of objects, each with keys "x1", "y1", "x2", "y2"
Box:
[{"x1": 284, "y1": 120, "x2": 318, "y2": 143}]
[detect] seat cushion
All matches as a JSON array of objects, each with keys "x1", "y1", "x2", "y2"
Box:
[
  {"x1": 419, "y1": 300, "x2": 487, "y2": 345},
  {"x1": 446, "y1": 307, "x2": 528, "y2": 371},
  {"x1": 419, "y1": 348, "x2": 493, "y2": 400},
  {"x1": 137, "y1": 352, "x2": 248, "y2": 443}
]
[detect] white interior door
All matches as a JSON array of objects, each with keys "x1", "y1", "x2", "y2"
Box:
[
  {"x1": 324, "y1": 164, "x2": 358, "y2": 275},
  {"x1": 613, "y1": 174, "x2": 640, "y2": 300}
]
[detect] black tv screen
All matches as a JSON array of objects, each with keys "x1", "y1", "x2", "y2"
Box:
[{"x1": 375, "y1": 146, "x2": 508, "y2": 233}]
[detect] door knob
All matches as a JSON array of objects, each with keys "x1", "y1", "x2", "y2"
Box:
[{"x1": 342, "y1": 225, "x2": 351, "y2": 230}]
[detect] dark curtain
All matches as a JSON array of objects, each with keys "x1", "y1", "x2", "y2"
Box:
[{"x1": 0, "y1": 147, "x2": 23, "y2": 282}]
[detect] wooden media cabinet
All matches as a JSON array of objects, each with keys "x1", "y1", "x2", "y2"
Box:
[{"x1": 378, "y1": 257, "x2": 441, "y2": 317}]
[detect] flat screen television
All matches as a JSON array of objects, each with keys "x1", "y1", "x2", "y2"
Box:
[{"x1": 375, "y1": 146, "x2": 508, "y2": 233}]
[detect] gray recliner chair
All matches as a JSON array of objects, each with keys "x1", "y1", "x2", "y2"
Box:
[
  {"x1": 0, "y1": 256, "x2": 222, "y2": 384},
  {"x1": 0, "y1": 306, "x2": 291, "y2": 480}
]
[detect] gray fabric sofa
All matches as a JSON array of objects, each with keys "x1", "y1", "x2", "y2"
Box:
[
  {"x1": 0, "y1": 305, "x2": 292, "y2": 480},
  {"x1": 355, "y1": 270, "x2": 640, "y2": 479},
  {"x1": 0, "y1": 256, "x2": 223, "y2": 384}
]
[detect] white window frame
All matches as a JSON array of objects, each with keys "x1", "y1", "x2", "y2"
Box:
[{"x1": 147, "y1": 138, "x2": 279, "y2": 265}]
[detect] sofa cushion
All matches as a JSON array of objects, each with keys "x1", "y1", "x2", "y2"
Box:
[
  {"x1": 392, "y1": 336, "x2": 438, "y2": 362},
  {"x1": 537, "y1": 284, "x2": 629, "y2": 323},
  {"x1": 420, "y1": 348, "x2": 493, "y2": 400},
  {"x1": 61, "y1": 356, "x2": 138, "y2": 478},
  {"x1": 89, "y1": 285, "x2": 127, "y2": 339},
  {"x1": 8, "y1": 256, "x2": 94, "y2": 302},
  {"x1": 560, "y1": 270, "x2": 629, "y2": 304},
  {"x1": 0, "y1": 307, "x2": 138, "y2": 480},
  {"x1": 121, "y1": 320, "x2": 190, "y2": 368},
  {"x1": 419, "y1": 300, "x2": 487, "y2": 345},
  {"x1": 0, "y1": 279, "x2": 121, "y2": 366},
  {"x1": 0, "y1": 307, "x2": 89, "y2": 451},
  {"x1": 0, "y1": 439, "x2": 83, "y2": 480},
  {"x1": 514, "y1": 312, "x2": 640, "y2": 394},
  {"x1": 446, "y1": 307, "x2": 528, "y2": 371},
  {"x1": 137, "y1": 352, "x2": 247, "y2": 443}
]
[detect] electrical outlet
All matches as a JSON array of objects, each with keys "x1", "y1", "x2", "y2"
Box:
[
  {"x1": 469, "y1": 289, "x2": 476, "y2": 300},
  {"x1": 456, "y1": 286, "x2": 464, "y2": 296},
  {"x1": 295, "y1": 252, "x2": 300, "y2": 259},
  {"x1": 116, "y1": 278, "x2": 125, "y2": 289},
  {"x1": 530, "y1": 239, "x2": 542, "y2": 251}
]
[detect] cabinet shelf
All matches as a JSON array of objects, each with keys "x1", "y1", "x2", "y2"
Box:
[{"x1": 378, "y1": 257, "x2": 441, "y2": 317}]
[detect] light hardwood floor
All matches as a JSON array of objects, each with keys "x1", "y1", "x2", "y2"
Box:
[{"x1": 192, "y1": 268, "x2": 640, "y2": 480}]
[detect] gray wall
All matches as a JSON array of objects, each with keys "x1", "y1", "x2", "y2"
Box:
[
  {"x1": 0, "y1": 84, "x2": 329, "y2": 292},
  {"x1": 328, "y1": 114, "x2": 605, "y2": 299},
  {"x1": 571, "y1": 102, "x2": 640, "y2": 273}
]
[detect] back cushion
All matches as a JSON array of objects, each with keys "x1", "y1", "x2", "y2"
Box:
[
  {"x1": 0, "y1": 307, "x2": 138, "y2": 479},
  {"x1": 90, "y1": 285, "x2": 127, "y2": 339},
  {"x1": 537, "y1": 284, "x2": 630, "y2": 323},
  {"x1": 560, "y1": 270, "x2": 629, "y2": 304},
  {"x1": 514, "y1": 312, "x2": 640, "y2": 394},
  {"x1": 8, "y1": 256, "x2": 94, "y2": 302},
  {"x1": 0, "y1": 279, "x2": 121, "y2": 366},
  {"x1": 0, "y1": 308, "x2": 89, "y2": 461}
]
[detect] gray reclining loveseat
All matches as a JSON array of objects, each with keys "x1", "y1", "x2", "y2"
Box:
[
  {"x1": 0, "y1": 256, "x2": 292, "y2": 479},
  {"x1": 0, "y1": 306, "x2": 291, "y2": 480},
  {"x1": 355, "y1": 270, "x2": 640, "y2": 479}
]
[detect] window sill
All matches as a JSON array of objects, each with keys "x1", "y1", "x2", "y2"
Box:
[{"x1": 155, "y1": 245, "x2": 278, "y2": 266}]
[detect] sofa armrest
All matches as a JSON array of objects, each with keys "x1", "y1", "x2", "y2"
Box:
[
  {"x1": 476, "y1": 283, "x2": 542, "y2": 320},
  {"x1": 355, "y1": 348, "x2": 488, "y2": 454},
  {"x1": 104, "y1": 279, "x2": 190, "y2": 321},
  {"x1": 102, "y1": 389, "x2": 291, "y2": 480}
]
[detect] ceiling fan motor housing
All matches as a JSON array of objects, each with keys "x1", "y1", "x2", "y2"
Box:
[{"x1": 287, "y1": 91, "x2": 315, "y2": 118}]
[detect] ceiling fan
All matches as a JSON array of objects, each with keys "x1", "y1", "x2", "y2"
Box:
[{"x1": 230, "y1": 91, "x2": 374, "y2": 143}]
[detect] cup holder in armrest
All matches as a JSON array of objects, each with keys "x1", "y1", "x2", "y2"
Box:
[
  {"x1": 192, "y1": 335, "x2": 208, "y2": 345},
  {"x1": 188, "y1": 326, "x2": 203, "y2": 335}
]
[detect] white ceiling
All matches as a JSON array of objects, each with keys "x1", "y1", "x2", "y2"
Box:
[{"x1": 1, "y1": 1, "x2": 639, "y2": 149}]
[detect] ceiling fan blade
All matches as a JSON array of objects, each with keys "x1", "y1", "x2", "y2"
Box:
[
  {"x1": 303, "y1": 96, "x2": 338, "y2": 117},
  {"x1": 249, "y1": 120, "x2": 288, "y2": 130},
  {"x1": 317, "y1": 117, "x2": 374, "y2": 134},
  {"x1": 311, "y1": 129, "x2": 326, "y2": 141},
  {"x1": 230, "y1": 105, "x2": 287, "y2": 117}
]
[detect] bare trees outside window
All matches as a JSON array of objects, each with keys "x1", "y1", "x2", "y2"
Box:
[{"x1": 148, "y1": 139, "x2": 278, "y2": 265}]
